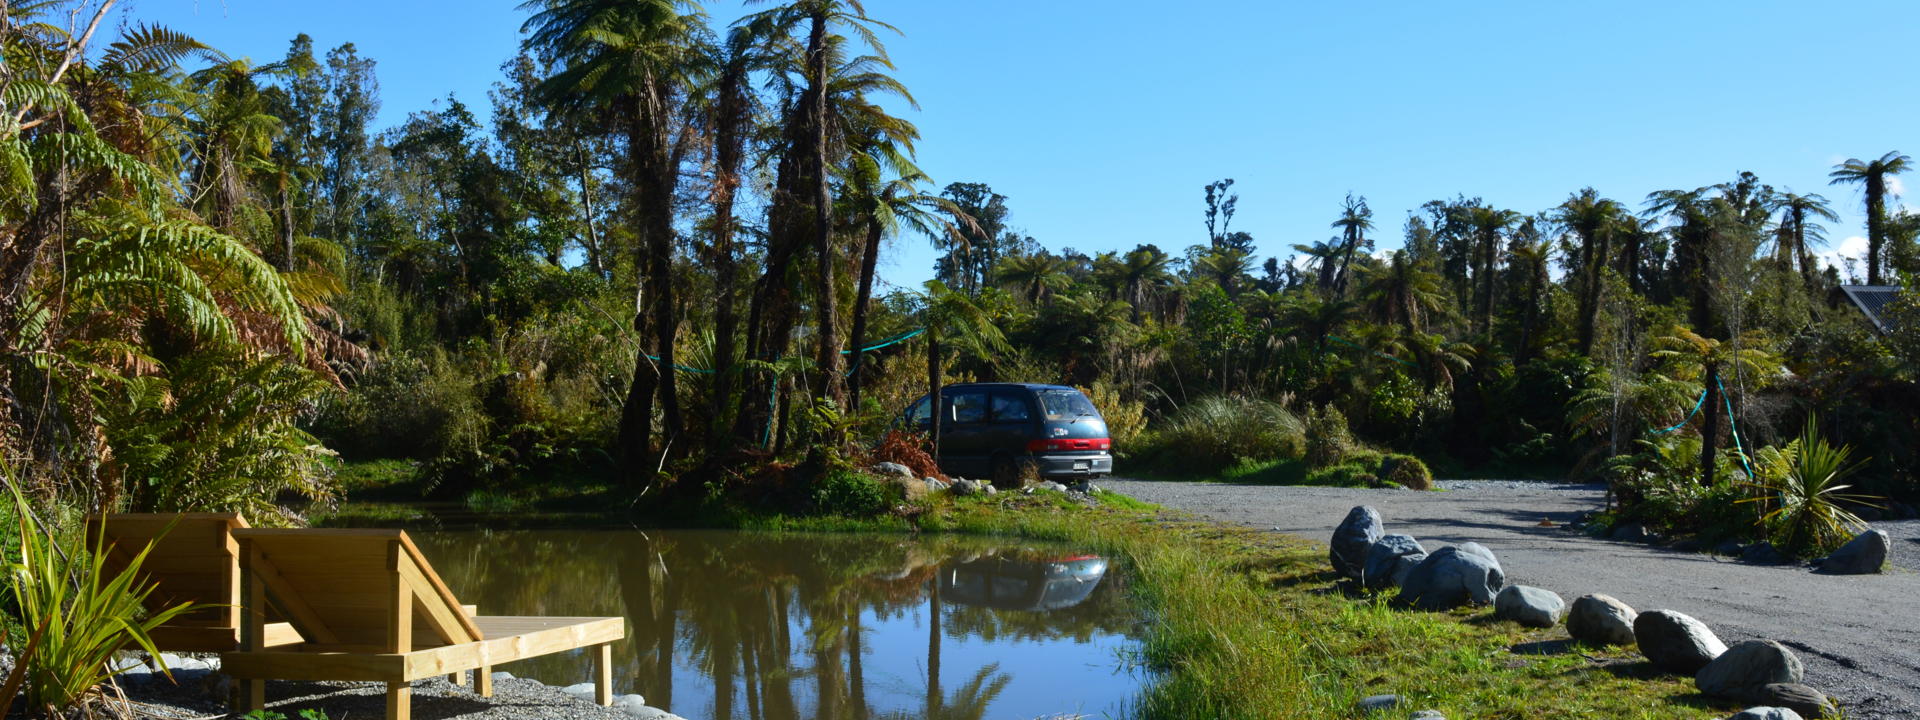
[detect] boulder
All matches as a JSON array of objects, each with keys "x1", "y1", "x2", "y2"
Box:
[
  {"x1": 1362, "y1": 535, "x2": 1427, "y2": 591},
  {"x1": 1397, "y1": 544, "x2": 1504, "y2": 610},
  {"x1": 889, "y1": 476, "x2": 929, "y2": 502},
  {"x1": 923, "y1": 477, "x2": 949, "y2": 493},
  {"x1": 951, "y1": 478, "x2": 982, "y2": 496},
  {"x1": 1634, "y1": 610, "x2": 1728, "y2": 674},
  {"x1": 627, "y1": 707, "x2": 690, "y2": 720},
  {"x1": 1566, "y1": 594, "x2": 1637, "y2": 646},
  {"x1": 1696, "y1": 640, "x2": 1804, "y2": 697},
  {"x1": 613, "y1": 694, "x2": 650, "y2": 715},
  {"x1": 1409, "y1": 712, "x2": 1446, "y2": 720},
  {"x1": 1493, "y1": 585, "x2": 1566, "y2": 628},
  {"x1": 1330, "y1": 506, "x2": 1385, "y2": 580},
  {"x1": 1726, "y1": 708, "x2": 1803, "y2": 720},
  {"x1": 1731, "y1": 685, "x2": 1834, "y2": 719},
  {"x1": 490, "y1": 671, "x2": 515, "y2": 682},
  {"x1": 560, "y1": 682, "x2": 597, "y2": 698},
  {"x1": 1815, "y1": 530, "x2": 1889, "y2": 575},
  {"x1": 871, "y1": 462, "x2": 914, "y2": 479},
  {"x1": 1740, "y1": 542, "x2": 1787, "y2": 565}
]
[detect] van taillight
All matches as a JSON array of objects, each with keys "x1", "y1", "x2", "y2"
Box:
[{"x1": 1026, "y1": 438, "x2": 1111, "y2": 452}]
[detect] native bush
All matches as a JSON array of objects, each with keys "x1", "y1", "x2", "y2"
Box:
[
  {"x1": 1378, "y1": 453, "x2": 1434, "y2": 490},
  {"x1": 810, "y1": 470, "x2": 889, "y2": 516},
  {"x1": 1747, "y1": 418, "x2": 1877, "y2": 556},
  {"x1": 1082, "y1": 380, "x2": 1147, "y2": 455},
  {"x1": 1, "y1": 487, "x2": 195, "y2": 716},
  {"x1": 1143, "y1": 395, "x2": 1304, "y2": 472},
  {"x1": 1303, "y1": 404, "x2": 1355, "y2": 468}
]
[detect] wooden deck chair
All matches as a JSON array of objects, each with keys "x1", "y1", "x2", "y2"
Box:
[
  {"x1": 88, "y1": 513, "x2": 306, "y2": 652},
  {"x1": 220, "y1": 528, "x2": 625, "y2": 720}
]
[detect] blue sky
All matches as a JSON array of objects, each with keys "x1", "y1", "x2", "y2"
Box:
[{"x1": 131, "y1": 0, "x2": 1917, "y2": 291}]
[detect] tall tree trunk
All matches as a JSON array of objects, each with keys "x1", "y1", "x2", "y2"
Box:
[
  {"x1": 1478, "y1": 232, "x2": 1496, "y2": 340},
  {"x1": 575, "y1": 139, "x2": 605, "y2": 277},
  {"x1": 708, "y1": 64, "x2": 747, "y2": 448},
  {"x1": 617, "y1": 282, "x2": 659, "y2": 483},
  {"x1": 806, "y1": 12, "x2": 847, "y2": 445},
  {"x1": 927, "y1": 329, "x2": 942, "y2": 462},
  {"x1": 846, "y1": 220, "x2": 884, "y2": 413},
  {"x1": 636, "y1": 86, "x2": 684, "y2": 455},
  {"x1": 1578, "y1": 234, "x2": 1610, "y2": 356},
  {"x1": 1867, "y1": 177, "x2": 1885, "y2": 285},
  {"x1": 1699, "y1": 360, "x2": 1721, "y2": 487}
]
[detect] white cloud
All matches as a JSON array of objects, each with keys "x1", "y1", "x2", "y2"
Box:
[
  {"x1": 1889, "y1": 175, "x2": 1906, "y2": 199},
  {"x1": 1815, "y1": 235, "x2": 1871, "y2": 281}
]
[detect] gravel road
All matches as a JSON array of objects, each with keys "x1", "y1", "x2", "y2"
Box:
[{"x1": 1104, "y1": 478, "x2": 1920, "y2": 720}]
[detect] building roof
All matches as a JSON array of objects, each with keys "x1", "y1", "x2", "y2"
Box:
[{"x1": 1834, "y1": 285, "x2": 1902, "y2": 334}]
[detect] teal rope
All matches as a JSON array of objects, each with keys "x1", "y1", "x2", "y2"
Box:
[
  {"x1": 1719, "y1": 376, "x2": 1755, "y2": 480},
  {"x1": 1326, "y1": 334, "x2": 1416, "y2": 369},
  {"x1": 1651, "y1": 388, "x2": 1710, "y2": 435}
]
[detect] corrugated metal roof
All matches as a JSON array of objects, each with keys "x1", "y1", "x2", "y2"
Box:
[{"x1": 1836, "y1": 285, "x2": 1902, "y2": 333}]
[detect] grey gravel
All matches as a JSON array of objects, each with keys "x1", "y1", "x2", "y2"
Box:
[
  {"x1": 121, "y1": 673, "x2": 635, "y2": 720},
  {"x1": 1102, "y1": 477, "x2": 1920, "y2": 719}
]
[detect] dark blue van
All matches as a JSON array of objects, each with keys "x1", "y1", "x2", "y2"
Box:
[{"x1": 901, "y1": 383, "x2": 1114, "y2": 484}]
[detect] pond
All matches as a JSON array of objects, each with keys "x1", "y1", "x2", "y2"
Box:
[{"x1": 408, "y1": 529, "x2": 1143, "y2": 720}]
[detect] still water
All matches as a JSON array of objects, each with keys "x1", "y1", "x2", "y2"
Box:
[{"x1": 409, "y1": 529, "x2": 1141, "y2": 720}]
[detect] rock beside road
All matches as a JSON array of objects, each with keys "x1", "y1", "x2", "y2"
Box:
[
  {"x1": 1635, "y1": 609, "x2": 1728, "y2": 674},
  {"x1": 1566, "y1": 594, "x2": 1638, "y2": 646},
  {"x1": 1493, "y1": 585, "x2": 1565, "y2": 628},
  {"x1": 1730, "y1": 684, "x2": 1835, "y2": 719},
  {"x1": 1697, "y1": 640, "x2": 1806, "y2": 697},
  {"x1": 1816, "y1": 530, "x2": 1889, "y2": 575},
  {"x1": 1362, "y1": 534, "x2": 1427, "y2": 591},
  {"x1": 1331, "y1": 505, "x2": 1385, "y2": 580},
  {"x1": 1727, "y1": 708, "x2": 1804, "y2": 720},
  {"x1": 1398, "y1": 543, "x2": 1504, "y2": 610}
]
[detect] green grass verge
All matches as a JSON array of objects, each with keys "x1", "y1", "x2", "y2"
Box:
[{"x1": 751, "y1": 490, "x2": 1732, "y2": 719}]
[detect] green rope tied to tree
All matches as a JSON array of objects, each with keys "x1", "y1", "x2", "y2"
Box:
[{"x1": 1650, "y1": 388, "x2": 1710, "y2": 435}]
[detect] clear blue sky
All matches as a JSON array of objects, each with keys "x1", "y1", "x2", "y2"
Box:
[{"x1": 131, "y1": 0, "x2": 1917, "y2": 292}]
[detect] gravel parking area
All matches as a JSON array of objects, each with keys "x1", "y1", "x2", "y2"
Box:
[
  {"x1": 121, "y1": 672, "x2": 645, "y2": 720},
  {"x1": 1104, "y1": 477, "x2": 1920, "y2": 720}
]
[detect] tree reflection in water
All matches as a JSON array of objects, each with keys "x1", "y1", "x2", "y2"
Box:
[{"x1": 412, "y1": 529, "x2": 1138, "y2": 720}]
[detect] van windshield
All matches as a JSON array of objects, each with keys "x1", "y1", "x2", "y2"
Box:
[{"x1": 1038, "y1": 390, "x2": 1098, "y2": 421}]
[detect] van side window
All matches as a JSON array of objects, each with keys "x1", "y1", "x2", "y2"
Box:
[
  {"x1": 991, "y1": 392, "x2": 1031, "y2": 423},
  {"x1": 907, "y1": 397, "x2": 931, "y2": 425},
  {"x1": 948, "y1": 392, "x2": 989, "y2": 424}
]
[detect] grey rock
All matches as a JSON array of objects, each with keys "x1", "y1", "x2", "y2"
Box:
[
  {"x1": 1362, "y1": 535, "x2": 1427, "y2": 591},
  {"x1": 490, "y1": 671, "x2": 516, "y2": 681},
  {"x1": 871, "y1": 462, "x2": 914, "y2": 478},
  {"x1": 984, "y1": 484, "x2": 998, "y2": 495},
  {"x1": 923, "y1": 478, "x2": 949, "y2": 493},
  {"x1": 1493, "y1": 585, "x2": 1566, "y2": 628},
  {"x1": 1696, "y1": 640, "x2": 1805, "y2": 697},
  {"x1": 1398, "y1": 544, "x2": 1504, "y2": 610},
  {"x1": 1726, "y1": 707, "x2": 1805, "y2": 720},
  {"x1": 1634, "y1": 609, "x2": 1728, "y2": 674},
  {"x1": 1816, "y1": 529, "x2": 1889, "y2": 574},
  {"x1": 613, "y1": 694, "x2": 651, "y2": 715},
  {"x1": 1331, "y1": 506, "x2": 1386, "y2": 580},
  {"x1": 1566, "y1": 594, "x2": 1638, "y2": 646},
  {"x1": 560, "y1": 682, "x2": 597, "y2": 698},
  {"x1": 1731, "y1": 685, "x2": 1833, "y2": 719},
  {"x1": 1357, "y1": 694, "x2": 1401, "y2": 712},
  {"x1": 1036, "y1": 481, "x2": 1069, "y2": 492},
  {"x1": 1409, "y1": 712, "x2": 1446, "y2": 720},
  {"x1": 1741, "y1": 542, "x2": 1787, "y2": 565},
  {"x1": 951, "y1": 478, "x2": 981, "y2": 496}
]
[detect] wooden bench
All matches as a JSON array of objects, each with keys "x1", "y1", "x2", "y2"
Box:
[
  {"x1": 89, "y1": 513, "x2": 308, "y2": 652},
  {"x1": 221, "y1": 528, "x2": 625, "y2": 720}
]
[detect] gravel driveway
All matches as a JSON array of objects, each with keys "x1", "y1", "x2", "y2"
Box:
[{"x1": 1104, "y1": 478, "x2": 1920, "y2": 720}]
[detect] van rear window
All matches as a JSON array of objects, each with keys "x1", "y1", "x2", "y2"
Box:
[{"x1": 1038, "y1": 390, "x2": 1098, "y2": 421}]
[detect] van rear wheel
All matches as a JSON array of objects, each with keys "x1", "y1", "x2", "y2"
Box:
[{"x1": 990, "y1": 455, "x2": 1020, "y2": 489}]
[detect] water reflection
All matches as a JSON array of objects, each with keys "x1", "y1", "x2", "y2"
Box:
[{"x1": 411, "y1": 529, "x2": 1138, "y2": 720}]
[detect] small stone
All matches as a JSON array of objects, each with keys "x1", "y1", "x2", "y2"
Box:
[
  {"x1": 1357, "y1": 694, "x2": 1401, "y2": 712},
  {"x1": 1696, "y1": 640, "x2": 1804, "y2": 697},
  {"x1": 1409, "y1": 712, "x2": 1446, "y2": 720},
  {"x1": 984, "y1": 484, "x2": 998, "y2": 495},
  {"x1": 1493, "y1": 585, "x2": 1566, "y2": 628},
  {"x1": 1726, "y1": 707, "x2": 1805, "y2": 720},
  {"x1": 951, "y1": 478, "x2": 981, "y2": 496},
  {"x1": 1634, "y1": 610, "x2": 1728, "y2": 674},
  {"x1": 1037, "y1": 481, "x2": 1068, "y2": 492},
  {"x1": 1362, "y1": 535, "x2": 1427, "y2": 592},
  {"x1": 1330, "y1": 506, "x2": 1386, "y2": 580},
  {"x1": 490, "y1": 671, "x2": 515, "y2": 681},
  {"x1": 614, "y1": 694, "x2": 650, "y2": 714},
  {"x1": 627, "y1": 707, "x2": 690, "y2": 720},
  {"x1": 1566, "y1": 594, "x2": 1638, "y2": 646},
  {"x1": 1397, "y1": 544, "x2": 1504, "y2": 610},
  {"x1": 871, "y1": 462, "x2": 914, "y2": 478},
  {"x1": 1816, "y1": 530, "x2": 1889, "y2": 574},
  {"x1": 1732, "y1": 685, "x2": 1833, "y2": 719},
  {"x1": 561, "y1": 682, "x2": 597, "y2": 698}
]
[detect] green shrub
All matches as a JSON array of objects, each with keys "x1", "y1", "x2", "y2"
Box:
[
  {"x1": 811, "y1": 471, "x2": 889, "y2": 516},
  {"x1": 1144, "y1": 396, "x2": 1304, "y2": 472},
  {"x1": 2, "y1": 487, "x2": 195, "y2": 716},
  {"x1": 1379, "y1": 453, "x2": 1434, "y2": 490},
  {"x1": 1303, "y1": 404, "x2": 1355, "y2": 468},
  {"x1": 1747, "y1": 418, "x2": 1877, "y2": 556},
  {"x1": 1083, "y1": 380, "x2": 1147, "y2": 456}
]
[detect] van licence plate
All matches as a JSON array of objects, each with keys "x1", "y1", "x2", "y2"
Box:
[{"x1": 1073, "y1": 460, "x2": 1090, "y2": 471}]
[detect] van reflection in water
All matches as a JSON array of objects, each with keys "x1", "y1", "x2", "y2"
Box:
[{"x1": 939, "y1": 553, "x2": 1109, "y2": 612}]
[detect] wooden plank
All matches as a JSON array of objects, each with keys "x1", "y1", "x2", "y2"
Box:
[
  {"x1": 397, "y1": 555, "x2": 473, "y2": 646},
  {"x1": 247, "y1": 543, "x2": 342, "y2": 645},
  {"x1": 594, "y1": 643, "x2": 612, "y2": 706},
  {"x1": 476, "y1": 664, "x2": 493, "y2": 698},
  {"x1": 219, "y1": 650, "x2": 407, "y2": 681},
  {"x1": 396, "y1": 532, "x2": 484, "y2": 641},
  {"x1": 388, "y1": 543, "x2": 412, "y2": 654},
  {"x1": 400, "y1": 617, "x2": 626, "y2": 680},
  {"x1": 387, "y1": 681, "x2": 412, "y2": 720}
]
